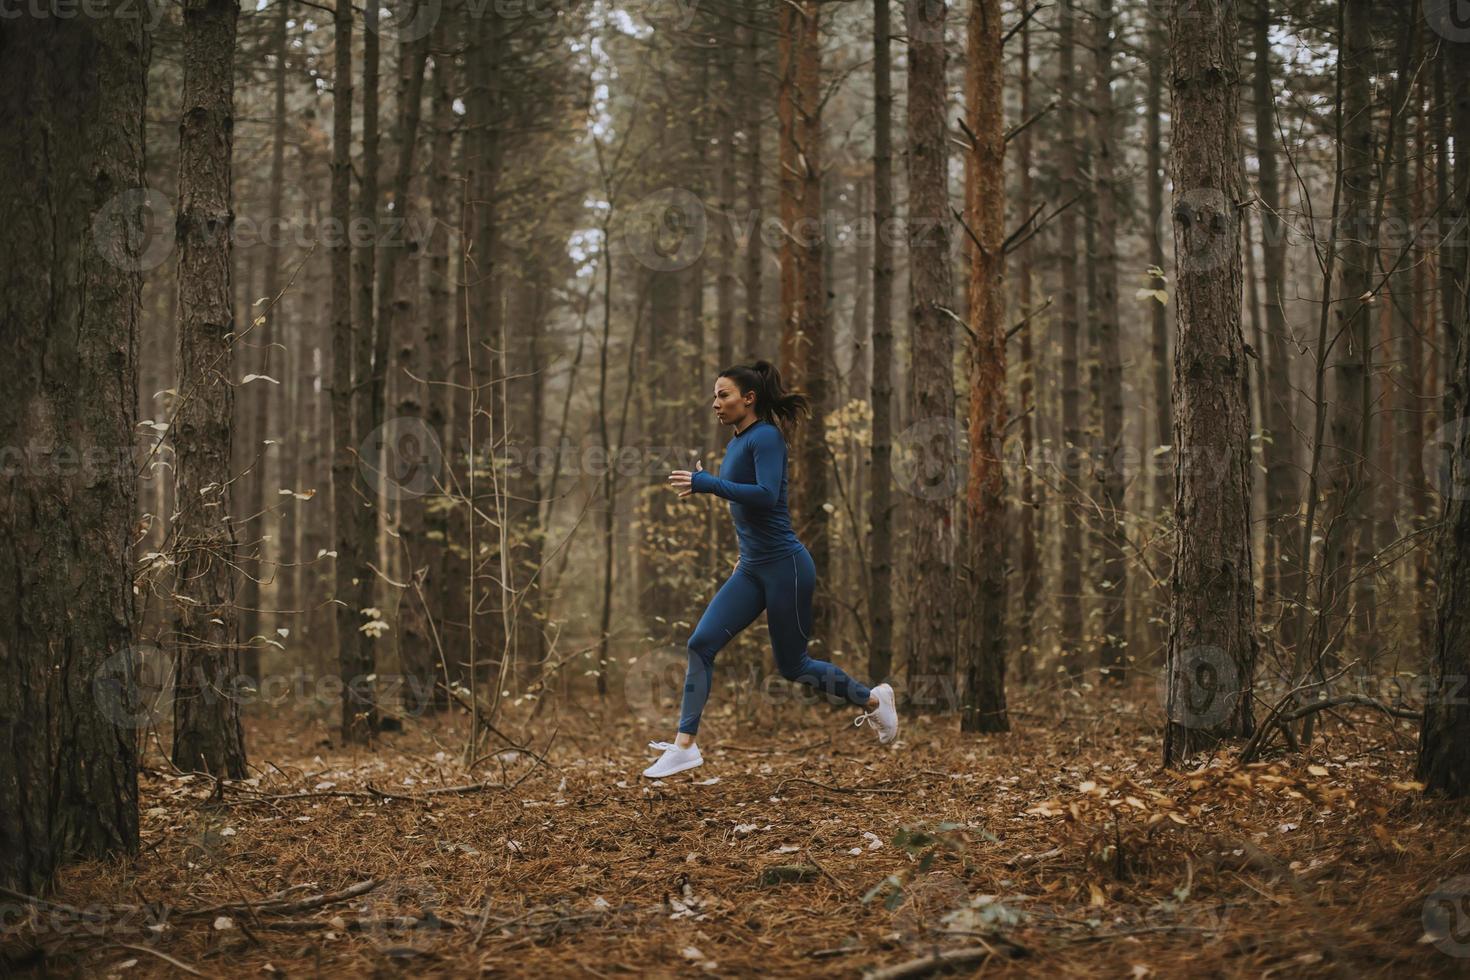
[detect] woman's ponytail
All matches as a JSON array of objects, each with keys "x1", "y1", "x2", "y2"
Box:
[{"x1": 720, "y1": 359, "x2": 810, "y2": 430}]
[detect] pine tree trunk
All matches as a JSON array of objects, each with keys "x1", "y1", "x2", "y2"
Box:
[
  {"x1": 1317, "y1": 0, "x2": 1373, "y2": 686},
  {"x1": 1418, "y1": 9, "x2": 1470, "y2": 798},
  {"x1": 962, "y1": 0, "x2": 1008, "y2": 732},
  {"x1": 240, "y1": 0, "x2": 291, "y2": 684},
  {"x1": 1057, "y1": 0, "x2": 1085, "y2": 681},
  {"x1": 330, "y1": 0, "x2": 372, "y2": 741},
  {"x1": 383, "y1": 18, "x2": 433, "y2": 713},
  {"x1": 1162, "y1": 0, "x2": 1258, "y2": 765},
  {"x1": 172, "y1": 0, "x2": 249, "y2": 778},
  {"x1": 1252, "y1": 0, "x2": 1300, "y2": 655},
  {"x1": 868, "y1": 0, "x2": 897, "y2": 685},
  {"x1": 0, "y1": 1, "x2": 146, "y2": 889},
  {"x1": 743, "y1": 13, "x2": 765, "y2": 359},
  {"x1": 903, "y1": 0, "x2": 959, "y2": 711},
  {"x1": 1016, "y1": 13, "x2": 1040, "y2": 685},
  {"x1": 1093, "y1": 0, "x2": 1126, "y2": 684}
]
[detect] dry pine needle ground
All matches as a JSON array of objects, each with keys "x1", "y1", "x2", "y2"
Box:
[{"x1": 4, "y1": 690, "x2": 1469, "y2": 978}]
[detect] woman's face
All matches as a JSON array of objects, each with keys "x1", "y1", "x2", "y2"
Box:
[{"x1": 712, "y1": 376, "x2": 754, "y2": 425}]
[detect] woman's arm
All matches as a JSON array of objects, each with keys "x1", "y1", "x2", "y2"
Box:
[{"x1": 689, "y1": 428, "x2": 783, "y2": 507}]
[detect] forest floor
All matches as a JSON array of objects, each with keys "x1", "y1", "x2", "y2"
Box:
[{"x1": 6, "y1": 682, "x2": 1470, "y2": 978}]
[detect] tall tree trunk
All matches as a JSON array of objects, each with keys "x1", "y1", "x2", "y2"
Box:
[
  {"x1": 868, "y1": 0, "x2": 897, "y2": 684},
  {"x1": 962, "y1": 0, "x2": 1008, "y2": 732},
  {"x1": 1162, "y1": 0, "x2": 1258, "y2": 765},
  {"x1": 330, "y1": 0, "x2": 372, "y2": 741},
  {"x1": 0, "y1": 1, "x2": 145, "y2": 889},
  {"x1": 1316, "y1": 0, "x2": 1374, "y2": 687},
  {"x1": 1057, "y1": 0, "x2": 1085, "y2": 680},
  {"x1": 423, "y1": 30, "x2": 456, "y2": 707},
  {"x1": 1418, "y1": 6, "x2": 1470, "y2": 798},
  {"x1": 240, "y1": 0, "x2": 291, "y2": 682},
  {"x1": 382, "y1": 14, "x2": 433, "y2": 712},
  {"x1": 1093, "y1": 0, "x2": 1126, "y2": 684},
  {"x1": 1016, "y1": 11, "x2": 1040, "y2": 685},
  {"x1": 1148, "y1": 14, "x2": 1172, "y2": 540},
  {"x1": 778, "y1": 0, "x2": 831, "y2": 638},
  {"x1": 743, "y1": 13, "x2": 765, "y2": 359},
  {"x1": 1252, "y1": 0, "x2": 1300, "y2": 655},
  {"x1": 903, "y1": 0, "x2": 959, "y2": 712},
  {"x1": 171, "y1": 0, "x2": 248, "y2": 778}
]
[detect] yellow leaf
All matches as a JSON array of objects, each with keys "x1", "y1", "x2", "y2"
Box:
[{"x1": 1089, "y1": 882, "x2": 1107, "y2": 907}]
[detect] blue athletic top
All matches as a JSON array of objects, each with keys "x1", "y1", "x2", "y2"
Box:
[{"x1": 689, "y1": 418, "x2": 804, "y2": 565}]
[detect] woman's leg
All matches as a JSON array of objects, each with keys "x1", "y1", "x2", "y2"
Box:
[
  {"x1": 761, "y1": 547, "x2": 873, "y2": 708},
  {"x1": 678, "y1": 565, "x2": 766, "y2": 737}
]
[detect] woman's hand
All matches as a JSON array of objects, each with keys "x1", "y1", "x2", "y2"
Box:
[{"x1": 669, "y1": 459, "x2": 704, "y2": 498}]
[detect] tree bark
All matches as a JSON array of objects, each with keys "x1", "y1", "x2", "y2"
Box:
[
  {"x1": 1057, "y1": 0, "x2": 1085, "y2": 681},
  {"x1": 1093, "y1": 0, "x2": 1126, "y2": 684},
  {"x1": 962, "y1": 0, "x2": 1008, "y2": 732},
  {"x1": 1252, "y1": 0, "x2": 1300, "y2": 655},
  {"x1": 171, "y1": 0, "x2": 249, "y2": 778},
  {"x1": 0, "y1": 0, "x2": 146, "y2": 890},
  {"x1": 1162, "y1": 0, "x2": 1258, "y2": 765},
  {"x1": 903, "y1": 0, "x2": 959, "y2": 712},
  {"x1": 868, "y1": 0, "x2": 896, "y2": 685},
  {"x1": 1418, "y1": 7, "x2": 1470, "y2": 799},
  {"x1": 330, "y1": 0, "x2": 372, "y2": 741}
]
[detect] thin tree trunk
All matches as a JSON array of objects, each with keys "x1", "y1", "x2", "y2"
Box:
[
  {"x1": 962, "y1": 0, "x2": 1008, "y2": 732},
  {"x1": 1252, "y1": 0, "x2": 1300, "y2": 655},
  {"x1": 1148, "y1": 14, "x2": 1172, "y2": 541},
  {"x1": 1057, "y1": 0, "x2": 1085, "y2": 681},
  {"x1": 869, "y1": 0, "x2": 896, "y2": 685},
  {"x1": 171, "y1": 0, "x2": 248, "y2": 778},
  {"x1": 743, "y1": 13, "x2": 765, "y2": 359},
  {"x1": 1093, "y1": 0, "x2": 1126, "y2": 684},
  {"x1": 330, "y1": 0, "x2": 372, "y2": 741},
  {"x1": 1417, "y1": 7, "x2": 1470, "y2": 798},
  {"x1": 382, "y1": 13, "x2": 433, "y2": 711},
  {"x1": 1016, "y1": 11, "x2": 1040, "y2": 685},
  {"x1": 240, "y1": 0, "x2": 291, "y2": 681},
  {"x1": 423, "y1": 28, "x2": 455, "y2": 707},
  {"x1": 1316, "y1": 0, "x2": 1374, "y2": 690}
]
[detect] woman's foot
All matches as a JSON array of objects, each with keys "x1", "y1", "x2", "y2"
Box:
[
  {"x1": 643, "y1": 740, "x2": 704, "y2": 778},
  {"x1": 854, "y1": 683, "x2": 898, "y2": 744}
]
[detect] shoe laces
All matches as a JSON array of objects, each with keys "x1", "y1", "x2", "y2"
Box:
[
  {"x1": 649, "y1": 740, "x2": 685, "y2": 752},
  {"x1": 853, "y1": 709, "x2": 877, "y2": 729}
]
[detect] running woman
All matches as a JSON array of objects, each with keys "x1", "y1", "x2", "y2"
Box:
[{"x1": 644, "y1": 360, "x2": 897, "y2": 779}]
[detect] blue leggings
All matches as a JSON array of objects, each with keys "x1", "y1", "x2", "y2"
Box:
[{"x1": 678, "y1": 545, "x2": 873, "y2": 735}]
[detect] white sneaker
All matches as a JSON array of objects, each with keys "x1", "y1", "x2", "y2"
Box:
[
  {"x1": 854, "y1": 683, "x2": 899, "y2": 744},
  {"x1": 642, "y1": 740, "x2": 704, "y2": 778}
]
